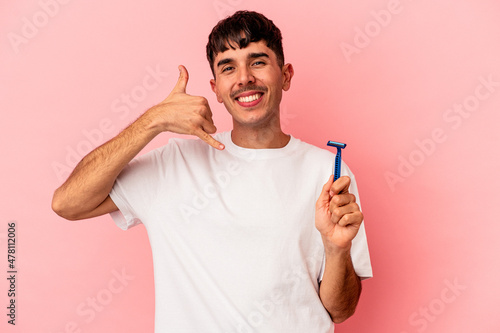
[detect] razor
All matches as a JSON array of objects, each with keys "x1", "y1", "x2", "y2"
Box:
[{"x1": 327, "y1": 141, "x2": 346, "y2": 181}]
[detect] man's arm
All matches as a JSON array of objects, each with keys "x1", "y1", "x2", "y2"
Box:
[
  {"x1": 315, "y1": 175, "x2": 364, "y2": 323},
  {"x1": 318, "y1": 243, "x2": 361, "y2": 323},
  {"x1": 52, "y1": 65, "x2": 224, "y2": 220}
]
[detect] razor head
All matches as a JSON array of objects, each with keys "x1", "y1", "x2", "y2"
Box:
[{"x1": 327, "y1": 141, "x2": 346, "y2": 149}]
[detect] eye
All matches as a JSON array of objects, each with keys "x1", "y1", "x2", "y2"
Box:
[
  {"x1": 221, "y1": 66, "x2": 234, "y2": 73},
  {"x1": 252, "y1": 61, "x2": 265, "y2": 66}
]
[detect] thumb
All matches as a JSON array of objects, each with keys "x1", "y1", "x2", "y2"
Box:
[{"x1": 172, "y1": 65, "x2": 189, "y2": 93}]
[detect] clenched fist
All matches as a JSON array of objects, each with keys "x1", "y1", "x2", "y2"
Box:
[{"x1": 315, "y1": 175, "x2": 363, "y2": 252}]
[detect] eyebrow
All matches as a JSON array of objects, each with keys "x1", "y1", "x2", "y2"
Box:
[
  {"x1": 216, "y1": 52, "x2": 270, "y2": 68},
  {"x1": 249, "y1": 52, "x2": 269, "y2": 60}
]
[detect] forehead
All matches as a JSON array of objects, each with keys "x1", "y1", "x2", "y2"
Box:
[{"x1": 213, "y1": 40, "x2": 277, "y2": 64}]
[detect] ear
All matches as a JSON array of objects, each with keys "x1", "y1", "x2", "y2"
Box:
[
  {"x1": 210, "y1": 78, "x2": 223, "y2": 103},
  {"x1": 282, "y1": 63, "x2": 294, "y2": 91}
]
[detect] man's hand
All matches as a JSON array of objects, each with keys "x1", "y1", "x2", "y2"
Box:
[
  {"x1": 315, "y1": 175, "x2": 363, "y2": 252},
  {"x1": 145, "y1": 65, "x2": 224, "y2": 150}
]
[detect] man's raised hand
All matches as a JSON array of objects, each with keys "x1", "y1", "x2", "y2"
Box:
[
  {"x1": 315, "y1": 175, "x2": 363, "y2": 252},
  {"x1": 146, "y1": 65, "x2": 224, "y2": 150}
]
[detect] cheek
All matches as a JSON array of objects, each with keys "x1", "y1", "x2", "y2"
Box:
[
  {"x1": 213, "y1": 84, "x2": 227, "y2": 103},
  {"x1": 221, "y1": 82, "x2": 233, "y2": 98}
]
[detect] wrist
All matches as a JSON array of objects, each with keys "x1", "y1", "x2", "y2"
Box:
[
  {"x1": 321, "y1": 234, "x2": 352, "y2": 257},
  {"x1": 140, "y1": 105, "x2": 169, "y2": 136}
]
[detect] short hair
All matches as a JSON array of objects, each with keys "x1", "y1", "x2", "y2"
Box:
[{"x1": 206, "y1": 11, "x2": 285, "y2": 76}]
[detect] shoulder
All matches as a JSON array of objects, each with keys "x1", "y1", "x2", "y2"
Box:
[
  {"x1": 291, "y1": 136, "x2": 357, "y2": 178},
  {"x1": 292, "y1": 136, "x2": 336, "y2": 161}
]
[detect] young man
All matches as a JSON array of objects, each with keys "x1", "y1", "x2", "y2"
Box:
[{"x1": 52, "y1": 11, "x2": 372, "y2": 332}]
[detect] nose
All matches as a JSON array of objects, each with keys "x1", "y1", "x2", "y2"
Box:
[{"x1": 237, "y1": 66, "x2": 255, "y2": 86}]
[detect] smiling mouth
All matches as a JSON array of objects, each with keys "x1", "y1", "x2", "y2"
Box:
[{"x1": 236, "y1": 93, "x2": 262, "y2": 103}]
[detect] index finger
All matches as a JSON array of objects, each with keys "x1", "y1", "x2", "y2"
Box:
[{"x1": 194, "y1": 128, "x2": 225, "y2": 150}]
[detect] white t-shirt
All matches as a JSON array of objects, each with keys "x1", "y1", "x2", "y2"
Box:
[{"x1": 109, "y1": 131, "x2": 372, "y2": 333}]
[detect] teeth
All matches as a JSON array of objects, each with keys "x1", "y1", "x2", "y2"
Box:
[{"x1": 238, "y1": 93, "x2": 261, "y2": 103}]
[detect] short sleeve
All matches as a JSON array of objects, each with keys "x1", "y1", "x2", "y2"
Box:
[{"x1": 109, "y1": 147, "x2": 167, "y2": 230}]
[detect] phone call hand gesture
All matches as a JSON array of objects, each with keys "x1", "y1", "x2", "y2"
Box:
[{"x1": 147, "y1": 65, "x2": 224, "y2": 150}]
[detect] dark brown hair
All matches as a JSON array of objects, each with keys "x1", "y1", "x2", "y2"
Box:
[{"x1": 206, "y1": 11, "x2": 285, "y2": 76}]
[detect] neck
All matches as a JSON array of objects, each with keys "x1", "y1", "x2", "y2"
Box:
[{"x1": 231, "y1": 121, "x2": 290, "y2": 149}]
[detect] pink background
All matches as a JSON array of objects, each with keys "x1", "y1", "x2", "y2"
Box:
[{"x1": 1, "y1": 0, "x2": 499, "y2": 332}]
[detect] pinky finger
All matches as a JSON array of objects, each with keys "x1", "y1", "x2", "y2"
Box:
[{"x1": 195, "y1": 128, "x2": 225, "y2": 150}]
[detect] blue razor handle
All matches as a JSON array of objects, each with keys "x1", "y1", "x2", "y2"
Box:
[{"x1": 327, "y1": 141, "x2": 347, "y2": 181}]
